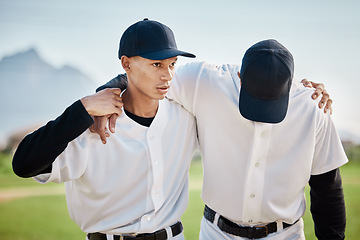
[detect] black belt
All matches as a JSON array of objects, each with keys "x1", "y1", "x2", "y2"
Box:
[
  {"x1": 204, "y1": 205, "x2": 297, "y2": 239},
  {"x1": 87, "y1": 221, "x2": 182, "y2": 240}
]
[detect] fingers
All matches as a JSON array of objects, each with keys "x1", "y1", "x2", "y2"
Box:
[
  {"x1": 99, "y1": 126, "x2": 110, "y2": 144},
  {"x1": 107, "y1": 89, "x2": 123, "y2": 116},
  {"x1": 112, "y1": 93, "x2": 123, "y2": 103},
  {"x1": 110, "y1": 88, "x2": 122, "y2": 96},
  {"x1": 97, "y1": 116, "x2": 110, "y2": 144},
  {"x1": 100, "y1": 130, "x2": 110, "y2": 144},
  {"x1": 113, "y1": 102, "x2": 124, "y2": 116},
  {"x1": 312, "y1": 83, "x2": 332, "y2": 114},
  {"x1": 92, "y1": 116, "x2": 111, "y2": 144},
  {"x1": 311, "y1": 83, "x2": 324, "y2": 100},
  {"x1": 301, "y1": 79, "x2": 312, "y2": 88},
  {"x1": 84, "y1": 89, "x2": 123, "y2": 143},
  {"x1": 300, "y1": 79, "x2": 324, "y2": 100},
  {"x1": 89, "y1": 124, "x2": 96, "y2": 133},
  {"x1": 317, "y1": 88, "x2": 329, "y2": 108},
  {"x1": 324, "y1": 98, "x2": 333, "y2": 114},
  {"x1": 109, "y1": 114, "x2": 118, "y2": 133},
  {"x1": 301, "y1": 79, "x2": 333, "y2": 114},
  {"x1": 83, "y1": 88, "x2": 123, "y2": 116},
  {"x1": 107, "y1": 89, "x2": 123, "y2": 108}
]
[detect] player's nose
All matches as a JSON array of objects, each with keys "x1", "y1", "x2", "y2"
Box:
[{"x1": 160, "y1": 67, "x2": 174, "y2": 82}]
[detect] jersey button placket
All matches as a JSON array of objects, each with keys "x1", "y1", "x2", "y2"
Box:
[
  {"x1": 147, "y1": 130, "x2": 165, "y2": 213},
  {"x1": 243, "y1": 123, "x2": 271, "y2": 223}
]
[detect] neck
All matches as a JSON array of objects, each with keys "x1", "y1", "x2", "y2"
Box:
[{"x1": 122, "y1": 88, "x2": 159, "y2": 118}]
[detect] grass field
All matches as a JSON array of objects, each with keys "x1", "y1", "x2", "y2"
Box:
[{"x1": 0, "y1": 153, "x2": 359, "y2": 239}]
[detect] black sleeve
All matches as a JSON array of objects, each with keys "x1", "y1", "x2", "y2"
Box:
[
  {"x1": 309, "y1": 168, "x2": 346, "y2": 240},
  {"x1": 96, "y1": 74, "x2": 128, "y2": 92},
  {"x1": 12, "y1": 100, "x2": 95, "y2": 178}
]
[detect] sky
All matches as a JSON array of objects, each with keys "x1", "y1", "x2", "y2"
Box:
[{"x1": 1, "y1": 0, "x2": 360, "y2": 142}]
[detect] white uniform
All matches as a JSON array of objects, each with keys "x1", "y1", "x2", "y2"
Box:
[
  {"x1": 34, "y1": 98, "x2": 198, "y2": 239},
  {"x1": 168, "y1": 62, "x2": 348, "y2": 239}
]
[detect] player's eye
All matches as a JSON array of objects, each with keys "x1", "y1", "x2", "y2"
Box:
[{"x1": 152, "y1": 63, "x2": 161, "y2": 67}]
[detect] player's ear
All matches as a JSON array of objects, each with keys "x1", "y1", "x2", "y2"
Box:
[{"x1": 121, "y1": 56, "x2": 131, "y2": 72}]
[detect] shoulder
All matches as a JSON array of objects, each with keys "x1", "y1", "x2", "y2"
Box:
[
  {"x1": 174, "y1": 61, "x2": 208, "y2": 79},
  {"x1": 163, "y1": 97, "x2": 193, "y2": 118},
  {"x1": 175, "y1": 61, "x2": 238, "y2": 76},
  {"x1": 290, "y1": 81, "x2": 319, "y2": 105},
  {"x1": 175, "y1": 62, "x2": 240, "y2": 86},
  {"x1": 288, "y1": 81, "x2": 330, "y2": 125}
]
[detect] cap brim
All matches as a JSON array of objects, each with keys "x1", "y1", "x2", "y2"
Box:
[
  {"x1": 239, "y1": 86, "x2": 289, "y2": 124},
  {"x1": 140, "y1": 48, "x2": 195, "y2": 60}
]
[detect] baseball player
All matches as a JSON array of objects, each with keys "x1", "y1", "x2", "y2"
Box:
[
  {"x1": 95, "y1": 40, "x2": 347, "y2": 239},
  {"x1": 12, "y1": 19, "x2": 198, "y2": 240}
]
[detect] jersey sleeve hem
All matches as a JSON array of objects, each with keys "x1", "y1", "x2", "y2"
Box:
[{"x1": 311, "y1": 158, "x2": 348, "y2": 176}]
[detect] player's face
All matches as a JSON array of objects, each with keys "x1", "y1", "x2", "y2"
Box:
[{"x1": 125, "y1": 56, "x2": 177, "y2": 101}]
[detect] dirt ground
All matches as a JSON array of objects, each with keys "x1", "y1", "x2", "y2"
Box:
[{"x1": 0, "y1": 186, "x2": 64, "y2": 203}]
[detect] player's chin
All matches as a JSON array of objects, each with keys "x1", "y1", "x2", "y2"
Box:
[
  {"x1": 155, "y1": 90, "x2": 168, "y2": 100},
  {"x1": 157, "y1": 94, "x2": 166, "y2": 100},
  {"x1": 150, "y1": 93, "x2": 166, "y2": 100}
]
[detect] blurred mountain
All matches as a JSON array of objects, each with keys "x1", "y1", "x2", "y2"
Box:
[{"x1": 0, "y1": 48, "x2": 98, "y2": 146}]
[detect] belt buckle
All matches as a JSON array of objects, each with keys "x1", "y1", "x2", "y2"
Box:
[
  {"x1": 248, "y1": 225, "x2": 269, "y2": 239},
  {"x1": 119, "y1": 233, "x2": 138, "y2": 240}
]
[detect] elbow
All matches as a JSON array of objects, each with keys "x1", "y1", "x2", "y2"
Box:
[
  {"x1": 12, "y1": 152, "x2": 35, "y2": 178},
  {"x1": 12, "y1": 159, "x2": 31, "y2": 178},
  {"x1": 12, "y1": 154, "x2": 52, "y2": 178}
]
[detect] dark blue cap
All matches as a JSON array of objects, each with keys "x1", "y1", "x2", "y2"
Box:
[
  {"x1": 118, "y1": 19, "x2": 196, "y2": 60},
  {"x1": 239, "y1": 39, "x2": 294, "y2": 124}
]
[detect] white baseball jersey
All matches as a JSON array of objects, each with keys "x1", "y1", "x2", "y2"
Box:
[
  {"x1": 34, "y1": 98, "x2": 198, "y2": 236},
  {"x1": 168, "y1": 62, "x2": 348, "y2": 239}
]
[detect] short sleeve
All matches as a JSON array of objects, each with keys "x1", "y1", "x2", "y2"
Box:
[
  {"x1": 34, "y1": 131, "x2": 90, "y2": 183},
  {"x1": 311, "y1": 113, "x2": 348, "y2": 175}
]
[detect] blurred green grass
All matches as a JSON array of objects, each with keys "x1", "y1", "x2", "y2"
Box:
[{"x1": 1, "y1": 153, "x2": 359, "y2": 239}]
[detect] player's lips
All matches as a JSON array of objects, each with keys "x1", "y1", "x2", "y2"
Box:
[{"x1": 157, "y1": 85, "x2": 170, "y2": 94}]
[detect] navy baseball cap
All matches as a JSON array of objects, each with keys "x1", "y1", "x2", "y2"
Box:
[
  {"x1": 119, "y1": 18, "x2": 196, "y2": 60},
  {"x1": 239, "y1": 39, "x2": 294, "y2": 124}
]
